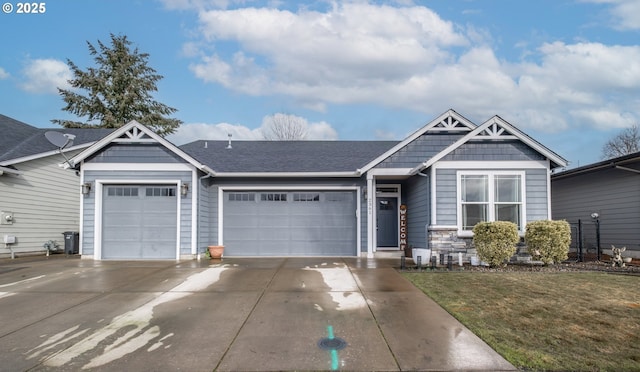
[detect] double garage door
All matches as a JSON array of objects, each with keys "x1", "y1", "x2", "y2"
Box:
[
  {"x1": 102, "y1": 185, "x2": 177, "y2": 259},
  {"x1": 223, "y1": 190, "x2": 357, "y2": 256}
]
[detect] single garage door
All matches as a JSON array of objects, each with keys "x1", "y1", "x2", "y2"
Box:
[
  {"x1": 223, "y1": 190, "x2": 357, "y2": 256},
  {"x1": 102, "y1": 185, "x2": 177, "y2": 259}
]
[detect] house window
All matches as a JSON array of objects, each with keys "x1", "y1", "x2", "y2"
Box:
[
  {"x1": 261, "y1": 193, "x2": 287, "y2": 202},
  {"x1": 229, "y1": 193, "x2": 255, "y2": 202},
  {"x1": 107, "y1": 186, "x2": 139, "y2": 197},
  {"x1": 459, "y1": 172, "x2": 523, "y2": 231},
  {"x1": 145, "y1": 187, "x2": 176, "y2": 197},
  {"x1": 293, "y1": 193, "x2": 320, "y2": 202}
]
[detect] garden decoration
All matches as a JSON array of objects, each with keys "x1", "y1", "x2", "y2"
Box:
[{"x1": 610, "y1": 245, "x2": 626, "y2": 268}]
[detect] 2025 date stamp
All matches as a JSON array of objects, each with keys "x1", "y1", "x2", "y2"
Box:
[{"x1": 2, "y1": 2, "x2": 47, "y2": 14}]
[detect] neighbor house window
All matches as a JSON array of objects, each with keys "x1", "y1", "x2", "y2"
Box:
[{"x1": 459, "y1": 172, "x2": 524, "y2": 231}]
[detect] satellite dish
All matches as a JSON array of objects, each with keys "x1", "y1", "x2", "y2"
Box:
[
  {"x1": 45, "y1": 131, "x2": 76, "y2": 168},
  {"x1": 45, "y1": 131, "x2": 75, "y2": 149}
]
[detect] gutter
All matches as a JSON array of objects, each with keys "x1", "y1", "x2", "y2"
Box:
[{"x1": 211, "y1": 171, "x2": 360, "y2": 178}]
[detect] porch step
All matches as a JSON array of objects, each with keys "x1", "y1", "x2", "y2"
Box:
[{"x1": 374, "y1": 251, "x2": 404, "y2": 258}]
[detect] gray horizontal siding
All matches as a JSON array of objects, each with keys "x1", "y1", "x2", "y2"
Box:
[
  {"x1": 435, "y1": 169, "x2": 457, "y2": 225},
  {"x1": 376, "y1": 134, "x2": 464, "y2": 169},
  {"x1": 552, "y1": 168, "x2": 640, "y2": 251},
  {"x1": 82, "y1": 170, "x2": 193, "y2": 257},
  {"x1": 405, "y1": 175, "x2": 429, "y2": 248},
  {"x1": 442, "y1": 141, "x2": 546, "y2": 161},
  {"x1": 88, "y1": 144, "x2": 186, "y2": 163},
  {"x1": 526, "y1": 169, "x2": 549, "y2": 222}
]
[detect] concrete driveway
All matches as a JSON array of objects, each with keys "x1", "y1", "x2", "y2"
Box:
[{"x1": 0, "y1": 256, "x2": 515, "y2": 371}]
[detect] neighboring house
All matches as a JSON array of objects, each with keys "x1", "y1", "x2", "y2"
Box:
[
  {"x1": 551, "y1": 151, "x2": 640, "y2": 258},
  {"x1": 67, "y1": 109, "x2": 567, "y2": 260},
  {"x1": 0, "y1": 114, "x2": 112, "y2": 258}
]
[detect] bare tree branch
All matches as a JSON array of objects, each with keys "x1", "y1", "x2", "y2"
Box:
[
  {"x1": 262, "y1": 113, "x2": 308, "y2": 140},
  {"x1": 602, "y1": 124, "x2": 640, "y2": 159}
]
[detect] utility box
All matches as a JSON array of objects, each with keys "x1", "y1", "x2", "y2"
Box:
[{"x1": 62, "y1": 231, "x2": 79, "y2": 255}]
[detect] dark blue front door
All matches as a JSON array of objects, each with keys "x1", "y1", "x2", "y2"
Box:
[{"x1": 377, "y1": 197, "x2": 398, "y2": 247}]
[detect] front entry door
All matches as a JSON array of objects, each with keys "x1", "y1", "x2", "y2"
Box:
[{"x1": 377, "y1": 197, "x2": 398, "y2": 247}]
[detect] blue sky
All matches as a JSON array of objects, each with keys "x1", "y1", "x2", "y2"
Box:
[{"x1": 1, "y1": 0, "x2": 639, "y2": 168}]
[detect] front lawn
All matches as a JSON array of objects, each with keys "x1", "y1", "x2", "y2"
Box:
[{"x1": 402, "y1": 271, "x2": 640, "y2": 371}]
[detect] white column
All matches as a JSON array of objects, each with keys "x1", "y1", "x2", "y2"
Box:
[{"x1": 367, "y1": 174, "x2": 375, "y2": 258}]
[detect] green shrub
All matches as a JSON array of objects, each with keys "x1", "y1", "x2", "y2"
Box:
[
  {"x1": 525, "y1": 220, "x2": 571, "y2": 264},
  {"x1": 472, "y1": 221, "x2": 520, "y2": 267}
]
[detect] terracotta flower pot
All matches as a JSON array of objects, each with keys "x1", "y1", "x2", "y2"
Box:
[{"x1": 208, "y1": 245, "x2": 224, "y2": 259}]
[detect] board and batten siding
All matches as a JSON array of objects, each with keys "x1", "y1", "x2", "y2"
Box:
[
  {"x1": 434, "y1": 168, "x2": 550, "y2": 228},
  {"x1": 82, "y1": 170, "x2": 193, "y2": 257},
  {"x1": 405, "y1": 174, "x2": 429, "y2": 248},
  {"x1": 552, "y1": 167, "x2": 640, "y2": 252},
  {"x1": 0, "y1": 152, "x2": 82, "y2": 256}
]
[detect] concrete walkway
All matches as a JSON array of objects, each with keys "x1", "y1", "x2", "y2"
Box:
[{"x1": 0, "y1": 256, "x2": 516, "y2": 371}]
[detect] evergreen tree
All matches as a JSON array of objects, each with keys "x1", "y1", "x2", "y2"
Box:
[{"x1": 52, "y1": 34, "x2": 181, "y2": 136}]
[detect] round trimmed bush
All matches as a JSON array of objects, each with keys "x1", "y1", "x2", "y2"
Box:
[
  {"x1": 525, "y1": 220, "x2": 571, "y2": 264},
  {"x1": 472, "y1": 221, "x2": 520, "y2": 267}
]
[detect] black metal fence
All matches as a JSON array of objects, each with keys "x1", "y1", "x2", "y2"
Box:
[{"x1": 569, "y1": 219, "x2": 601, "y2": 262}]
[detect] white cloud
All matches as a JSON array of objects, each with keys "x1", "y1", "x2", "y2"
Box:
[
  {"x1": 181, "y1": 2, "x2": 640, "y2": 133},
  {"x1": 166, "y1": 122, "x2": 263, "y2": 145},
  {"x1": 0, "y1": 67, "x2": 9, "y2": 79},
  {"x1": 582, "y1": 0, "x2": 640, "y2": 30},
  {"x1": 20, "y1": 58, "x2": 71, "y2": 94},
  {"x1": 166, "y1": 114, "x2": 338, "y2": 145}
]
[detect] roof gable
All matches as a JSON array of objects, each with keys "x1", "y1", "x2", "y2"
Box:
[
  {"x1": 68, "y1": 121, "x2": 212, "y2": 173},
  {"x1": 359, "y1": 109, "x2": 476, "y2": 173},
  {"x1": 410, "y1": 115, "x2": 568, "y2": 174}
]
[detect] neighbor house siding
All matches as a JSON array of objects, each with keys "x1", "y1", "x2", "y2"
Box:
[
  {"x1": 376, "y1": 134, "x2": 465, "y2": 169},
  {"x1": 81, "y1": 170, "x2": 193, "y2": 257},
  {"x1": 552, "y1": 168, "x2": 640, "y2": 252},
  {"x1": 405, "y1": 174, "x2": 429, "y2": 248},
  {"x1": 0, "y1": 152, "x2": 82, "y2": 256}
]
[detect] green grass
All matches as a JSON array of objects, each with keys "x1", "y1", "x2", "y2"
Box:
[{"x1": 402, "y1": 271, "x2": 640, "y2": 371}]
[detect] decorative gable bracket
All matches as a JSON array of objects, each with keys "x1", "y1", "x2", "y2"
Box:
[
  {"x1": 112, "y1": 126, "x2": 155, "y2": 143},
  {"x1": 474, "y1": 121, "x2": 517, "y2": 140},
  {"x1": 430, "y1": 115, "x2": 474, "y2": 132}
]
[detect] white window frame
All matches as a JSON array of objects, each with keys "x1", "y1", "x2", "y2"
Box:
[{"x1": 456, "y1": 170, "x2": 526, "y2": 236}]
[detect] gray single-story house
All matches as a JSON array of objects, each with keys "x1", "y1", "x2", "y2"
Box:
[
  {"x1": 66, "y1": 109, "x2": 567, "y2": 260},
  {"x1": 0, "y1": 114, "x2": 112, "y2": 257},
  {"x1": 552, "y1": 151, "x2": 640, "y2": 258}
]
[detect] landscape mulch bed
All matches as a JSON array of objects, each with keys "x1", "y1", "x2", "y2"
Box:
[{"x1": 401, "y1": 257, "x2": 640, "y2": 274}]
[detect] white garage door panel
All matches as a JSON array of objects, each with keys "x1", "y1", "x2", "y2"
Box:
[
  {"x1": 102, "y1": 185, "x2": 177, "y2": 259},
  {"x1": 223, "y1": 190, "x2": 356, "y2": 256}
]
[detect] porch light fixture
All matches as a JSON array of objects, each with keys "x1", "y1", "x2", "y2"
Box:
[
  {"x1": 81, "y1": 182, "x2": 92, "y2": 195},
  {"x1": 181, "y1": 183, "x2": 189, "y2": 196}
]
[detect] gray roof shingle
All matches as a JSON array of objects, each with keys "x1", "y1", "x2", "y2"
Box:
[
  {"x1": 179, "y1": 140, "x2": 399, "y2": 173},
  {"x1": 0, "y1": 114, "x2": 114, "y2": 163}
]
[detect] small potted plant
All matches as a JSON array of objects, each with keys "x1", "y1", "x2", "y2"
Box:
[{"x1": 207, "y1": 245, "x2": 224, "y2": 259}]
